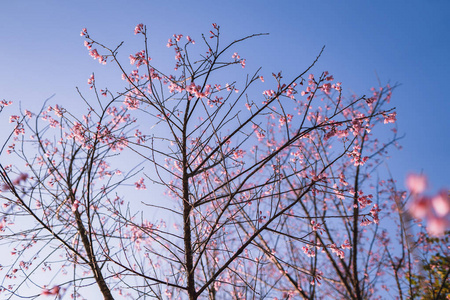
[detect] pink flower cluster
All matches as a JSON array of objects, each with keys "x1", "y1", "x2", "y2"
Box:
[
  {"x1": 302, "y1": 244, "x2": 316, "y2": 257},
  {"x1": 310, "y1": 270, "x2": 323, "y2": 286},
  {"x1": 310, "y1": 220, "x2": 324, "y2": 234},
  {"x1": 406, "y1": 173, "x2": 450, "y2": 236},
  {"x1": 185, "y1": 82, "x2": 211, "y2": 99},
  {"x1": 382, "y1": 112, "x2": 396, "y2": 124},
  {"x1": 80, "y1": 28, "x2": 107, "y2": 64},
  {"x1": 231, "y1": 52, "x2": 245, "y2": 68},
  {"x1": 347, "y1": 144, "x2": 369, "y2": 166},
  {"x1": 89, "y1": 49, "x2": 107, "y2": 64},
  {"x1": 129, "y1": 50, "x2": 150, "y2": 67},
  {"x1": 134, "y1": 23, "x2": 144, "y2": 35},
  {"x1": 87, "y1": 74, "x2": 95, "y2": 89},
  {"x1": 8, "y1": 115, "x2": 24, "y2": 136},
  {"x1": 71, "y1": 200, "x2": 80, "y2": 213},
  {"x1": 0, "y1": 99, "x2": 12, "y2": 116},
  {"x1": 0, "y1": 173, "x2": 28, "y2": 192},
  {"x1": 186, "y1": 35, "x2": 195, "y2": 44},
  {"x1": 135, "y1": 178, "x2": 146, "y2": 190},
  {"x1": 329, "y1": 243, "x2": 345, "y2": 259},
  {"x1": 41, "y1": 286, "x2": 60, "y2": 296}
]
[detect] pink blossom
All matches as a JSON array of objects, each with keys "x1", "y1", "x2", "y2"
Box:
[
  {"x1": 0, "y1": 219, "x2": 6, "y2": 231},
  {"x1": 9, "y1": 115, "x2": 20, "y2": 123},
  {"x1": 406, "y1": 173, "x2": 427, "y2": 194},
  {"x1": 431, "y1": 190, "x2": 450, "y2": 217},
  {"x1": 134, "y1": 23, "x2": 144, "y2": 35},
  {"x1": 41, "y1": 286, "x2": 60, "y2": 296},
  {"x1": 12, "y1": 173, "x2": 28, "y2": 185},
  {"x1": 124, "y1": 95, "x2": 140, "y2": 110},
  {"x1": 87, "y1": 74, "x2": 95, "y2": 89},
  {"x1": 89, "y1": 49, "x2": 107, "y2": 64},
  {"x1": 186, "y1": 36, "x2": 195, "y2": 44},
  {"x1": 24, "y1": 110, "x2": 33, "y2": 118},
  {"x1": 310, "y1": 270, "x2": 323, "y2": 286},
  {"x1": 262, "y1": 89, "x2": 275, "y2": 97},
  {"x1": 233, "y1": 149, "x2": 245, "y2": 159},
  {"x1": 330, "y1": 243, "x2": 345, "y2": 259},
  {"x1": 41, "y1": 290, "x2": 52, "y2": 296},
  {"x1": 72, "y1": 200, "x2": 80, "y2": 212},
  {"x1": 383, "y1": 112, "x2": 396, "y2": 124},
  {"x1": 84, "y1": 40, "x2": 92, "y2": 50},
  {"x1": 135, "y1": 178, "x2": 146, "y2": 190},
  {"x1": 173, "y1": 34, "x2": 183, "y2": 42},
  {"x1": 409, "y1": 196, "x2": 431, "y2": 219},
  {"x1": 129, "y1": 50, "x2": 149, "y2": 67},
  {"x1": 321, "y1": 83, "x2": 332, "y2": 94},
  {"x1": 1, "y1": 99, "x2": 13, "y2": 107},
  {"x1": 333, "y1": 82, "x2": 342, "y2": 91},
  {"x1": 302, "y1": 245, "x2": 315, "y2": 257},
  {"x1": 370, "y1": 204, "x2": 381, "y2": 224},
  {"x1": 407, "y1": 174, "x2": 449, "y2": 236},
  {"x1": 89, "y1": 49, "x2": 100, "y2": 59},
  {"x1": 341, "y1": 239, "x2": 352, "y2": 250},
  {"x1": 427, "y1": 216, "x2": 450, "y2": 237},
  {"x1": 13, "y1": 124, "x2": 25, "y2": 136},
  {"x1": 311, "y1": 220, "x2": 324, "y2": 234}
]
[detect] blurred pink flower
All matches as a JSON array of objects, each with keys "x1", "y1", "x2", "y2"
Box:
[
  {"x1": 406, "y1": 173, "x2": 427, "y2": 194},
  {"x1": 431, "y1": 190, "x2": 450, "y2": 217},
  {"x1": 409, "y1": 196, "x2": 431, "y2": 219},
  {"x1": 406, "y1": 173, "x2": 449, "y2": 236},
  {"x1": 41, "y1": 286, "x2": 60, "y2": 296},
  {"x1": 427, "y1": 216, "x2": 449, "y2": 237}
]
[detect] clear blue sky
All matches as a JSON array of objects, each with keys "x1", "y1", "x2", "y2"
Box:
[{"x1": 1, "y1": 0, "x2": 448, "y2": 193}]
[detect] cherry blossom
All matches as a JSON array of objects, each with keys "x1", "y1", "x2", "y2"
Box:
[
  {"x1": 406, "y1": 173, "x2": 427, "y2": 194},
  {"x1": 135, "y1": 177, "x2": 146, "y2": 190},
  {"x1": 134, "y1": 23, "x2": 144, "y2": 35},
  {"x1": 2, "y1": 22, "x2": 439, "y2": 300},
  {"x1": 407, "y1": 173, "x2": 450, "y2": 236}
]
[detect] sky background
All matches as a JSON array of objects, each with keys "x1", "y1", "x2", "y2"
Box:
[
  {"x1": 0, "y1": 0, "x2": 448, "y2": 298},
  {"x1": 0, "y1": 2, "x2": 448, "y2": 193}
]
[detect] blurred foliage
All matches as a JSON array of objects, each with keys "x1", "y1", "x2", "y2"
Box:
[{"x1": 410, "y1": 232, "x2": 450, "y2": 299}]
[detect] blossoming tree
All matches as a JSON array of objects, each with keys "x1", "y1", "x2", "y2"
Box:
[{"x1": 0, "y1": 23, "x2": 448, "y2": 299}]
